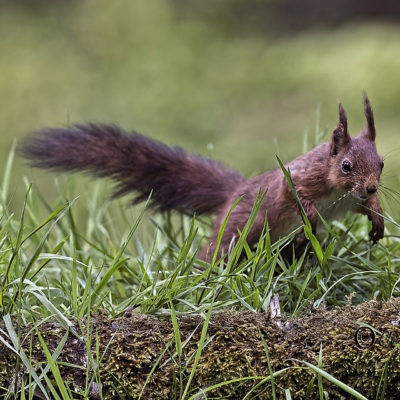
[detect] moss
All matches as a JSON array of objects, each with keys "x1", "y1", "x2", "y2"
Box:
[{"x1": 1, "y1": 299, "x2": 400, "y2": 398}]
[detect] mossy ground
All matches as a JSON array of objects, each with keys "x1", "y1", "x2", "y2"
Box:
[{"x1": 2, "y1": 299, "x2": 400, "y2": 399}]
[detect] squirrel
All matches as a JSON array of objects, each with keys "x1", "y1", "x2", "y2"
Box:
[{"x1": 19, "y1": 94, "x2": 384, "y2": 260}]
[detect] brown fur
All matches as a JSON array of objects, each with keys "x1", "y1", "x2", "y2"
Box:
[{"x1": 19, "y1": 95, "x2": 384, "y2": 260}]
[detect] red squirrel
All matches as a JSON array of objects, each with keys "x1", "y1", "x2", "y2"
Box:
[{"x1": 20, "y1": 94, "x2": 384, "y2": 259}]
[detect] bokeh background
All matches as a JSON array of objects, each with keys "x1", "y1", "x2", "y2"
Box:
[{"x1": 1, "y1": 0, "x2": 400, "y2": 215}]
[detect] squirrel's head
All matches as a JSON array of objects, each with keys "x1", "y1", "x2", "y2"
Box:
[{"x1": 328, "y1": 94, "x2": 384, "y2": 201}]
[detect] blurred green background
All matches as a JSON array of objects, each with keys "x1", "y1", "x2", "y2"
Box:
[{"x1": 1, "y1": 0, "x2": 399, "y2": 215}]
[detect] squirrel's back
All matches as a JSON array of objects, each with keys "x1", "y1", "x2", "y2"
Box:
[{"x1": 20, "y1": 124, "x2": 245, "y2": 215}]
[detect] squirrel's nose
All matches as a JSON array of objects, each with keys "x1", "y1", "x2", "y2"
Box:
[{"x1": 367, "y1": 185, "x2": 377, "y2": 194}]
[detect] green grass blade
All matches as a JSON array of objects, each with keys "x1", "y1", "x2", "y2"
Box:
[
  {"x1": 1, "y1": 139, "x2": 16, "y2": 205},
  {"x1": 3, "y1": 314, "x2": 50, "y2": 400},
  {"x1": 297, "y1": 360, "x2": 368, "y2": 400},
  {"x1": 35, "y1": 327, "x2": 70, "y2": 400},
  {"x1": 181, "y1": 304, "x2": 214, "y2": 400},
  {"x1": 90, "y1": 197, "x2": 149, "y2": 303}
]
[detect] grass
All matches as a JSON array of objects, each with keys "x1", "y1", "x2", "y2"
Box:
[{"x1": 0, "y1": 143, "x2": 399, "y2": 398}]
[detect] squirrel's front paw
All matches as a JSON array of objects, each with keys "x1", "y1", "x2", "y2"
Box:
[
  {"x1": 369, "y1": 215, "x2": 384, "y2": 244},
  {"x1": 295, "y1": 231, "x2": 307, "y2": 249}
]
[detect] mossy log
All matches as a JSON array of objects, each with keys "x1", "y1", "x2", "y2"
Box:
[{"x1": 1, "y1": 299, "x2": 400, "y2": 399}]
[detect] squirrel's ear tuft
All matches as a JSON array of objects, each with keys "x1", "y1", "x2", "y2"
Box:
[
  {"x1": 330, "y1": 103, "x2": 350, "y2": 156},
  {"x1": 339, "y1": 102, "x2": 348, "y2": 134},
  {"x1": 363, "y1": 92, "x2": 376, "y2": 142}
]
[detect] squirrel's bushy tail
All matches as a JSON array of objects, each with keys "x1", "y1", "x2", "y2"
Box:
[{"x1": 20, "y1": 124, "x2": 244, "y2": 214}]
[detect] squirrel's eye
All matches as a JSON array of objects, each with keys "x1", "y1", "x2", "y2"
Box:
[{"x1": 342, "y1": 160, "x2": 352, "y2": 173}]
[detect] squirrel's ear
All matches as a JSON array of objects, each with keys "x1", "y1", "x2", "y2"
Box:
[
  {"x1": 363, "y1": 93, "x2": 376, "y2": 142},
  {"x1": 330, "y1": 103, "x2": 350, "y2": 156}
]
